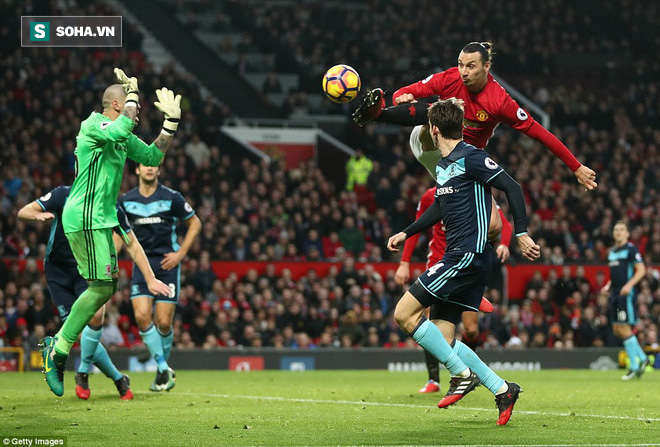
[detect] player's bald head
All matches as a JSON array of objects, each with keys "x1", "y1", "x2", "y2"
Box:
[{"x1": 102, "y1": 84, "x2": 126, "y2": 109}]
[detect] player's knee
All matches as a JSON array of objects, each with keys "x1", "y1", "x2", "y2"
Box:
[
  {"x1": 157, "y1": 322, "x2": 172, "y2": 335},
  {"x1": 134, "y1": 309, "x2": 152, "y2": 330},
  {"x1": 418, "y1": 125, "x2": 435, "y2": 152},
  {"x1": 393, "y1": 304, "x2": 412, "y2": 333}
]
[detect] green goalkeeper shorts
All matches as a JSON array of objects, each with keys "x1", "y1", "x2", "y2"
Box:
[{"x1": 65, "y1": 229, "x2": 118, "y2": 282}]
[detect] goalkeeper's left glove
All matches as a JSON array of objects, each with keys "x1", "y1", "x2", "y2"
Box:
[
  {"x1": 154, "y1": 87, "x2": 182, "y2": 134},
  {"x1": 114, "y1": 67, "x2": 139, "y2": 107}
]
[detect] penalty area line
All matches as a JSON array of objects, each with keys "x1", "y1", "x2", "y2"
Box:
[{"x1": 178, "y1": 392, "x2": 660, "y2": 423}]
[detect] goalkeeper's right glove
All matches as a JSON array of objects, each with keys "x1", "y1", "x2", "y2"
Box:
[
  {"x1": 154, "y1": 87, "x2": 182, "y2": 134},
  {"x1": 114, "y1": 67, "x2": 139, "y2": 107}
]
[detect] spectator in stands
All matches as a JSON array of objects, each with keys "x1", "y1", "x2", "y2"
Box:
[
  {"x1": 345, "y1": 149, "x2": 373, "y2": 191},
  {"x1": 185, "y1": 134, "x2": 211, "y2": 168}
]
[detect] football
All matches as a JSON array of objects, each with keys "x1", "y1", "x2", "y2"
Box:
[{"x1": 322, "y1": 64, "x2": 361, "y2": 103}]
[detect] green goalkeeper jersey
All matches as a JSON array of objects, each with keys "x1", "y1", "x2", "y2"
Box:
[{"x1": 62, "y1": 112, "x2": 164, "y2": 233}]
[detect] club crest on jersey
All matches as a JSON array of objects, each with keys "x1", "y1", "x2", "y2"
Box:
[
  {"x1": 485, "y1": 157, "x2": 499, "y2": 170},
  {"x1": 105, "y1": 264, "x2": 112, "y2": 276},
  {"x1": 476, "y1": 110, "x2": 489, "y2": 121},
  {"x1": 516, "y1": 108, "x2": 529, "y2": 121}
]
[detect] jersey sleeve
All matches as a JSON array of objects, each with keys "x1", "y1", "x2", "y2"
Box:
[
  {"x1": 499, "y1": 94, "x2": 581, "y2": 172},
  {"x1": 114, "y1": 204, "x2": 132, "y2": 235},
  {"x1": 392, "y1": 70, "x2": 450, "y2": 103},
  {"x1": 629, "y1": 245, "x2": 644, "y2": 265},
  {"x1": 83, "y1": 113, "x2": 135, "y2": 143},
  {"x1": 125, "y1": 134, "x2": 164, "y2": 167},
  {"x1": 172, "y1": 192, "x2": 195, "y2": 220},
  {"x1": 36, "y1": 186, "x2": 68, "y2": 214},
  {"x1": 465, "y1": 149, "x2": 505, "y2": 184}
]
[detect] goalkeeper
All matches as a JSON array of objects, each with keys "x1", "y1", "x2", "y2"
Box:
[{"x1": 40, "y1": 68, "x2": 182, "y2": 396}]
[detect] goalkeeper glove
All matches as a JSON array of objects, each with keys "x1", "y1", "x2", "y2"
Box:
[
  {"x1": 114, "y1": 67, "x2": 139, "y2": 107},
  {"x1": 154, "y1": 87, "x2": 182, "y2": 134}
]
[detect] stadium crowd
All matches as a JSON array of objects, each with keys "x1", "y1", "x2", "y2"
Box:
[{"x1": 0, "y1": 0, "x2": 659, "y2": 355}]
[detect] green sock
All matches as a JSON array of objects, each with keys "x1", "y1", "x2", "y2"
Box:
[
  {"x1": 158, "y1": 328, "x2": 174, "y2": 361},
  {"x1": 140, "y1": 324, "x2": 168, "y2": 372},
  {"x1": 55, "y1": 283, "x2": 113, "y2": 355}
]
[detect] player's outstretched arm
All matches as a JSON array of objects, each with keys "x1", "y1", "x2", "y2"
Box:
[
  {"x1": 18, "y1": 201, "x2": 54, "y2": 222},
  {"x1": 388, "y1": 201, "x2": 444, "y2": 253},
  {"x1": 489, "y1": 171, "x2": 540, "y2": 261},
  {"x1": 122, "y1": 231, "x2": 173, "y2": 297},
  {"x1": 114, "y1": 67, "x2": 140, "y2": 122},
  {"x1": 152, "y1": 87, "x2": 182, "y2": 156}
]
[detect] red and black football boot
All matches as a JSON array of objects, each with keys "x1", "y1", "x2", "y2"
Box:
[
  {"x1": 352, "y1": 88, "x2": 385, "y2": 126},
  {"x1": 495, "y1": 381, "x2": 522, "y2": 425},
  {"x1": 437, "y1": 370, "x2": 480, "y2": 408}
]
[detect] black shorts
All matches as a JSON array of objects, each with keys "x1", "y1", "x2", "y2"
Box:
[
  {"x1": 409, "y1": 249, "x2": 491, "y2": 325},
  {"x1": 45, "y1": 261, "x2": 87, "y2": 321},
  {"x1": 130, "y1": 256, "x2": 179, "y2": 303},
  {"x1": 609, "y1": 289, "x2": 638, "y2": 325}
]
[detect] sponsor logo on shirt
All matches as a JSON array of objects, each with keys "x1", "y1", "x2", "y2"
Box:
[
  {"x1": 100, "y1": 122, "x2": 111, "y2": 129},
  {"x1": 436, "y1": 186, "x2": 455, "y2": 195},
  {"x1": 516, "y1": 108, "x2": 529, "y2": 121},
  {"x1": 184, "y1": 202, "x2": 193, "y2": 213},
  {"x1": 40, "y1": 192, "x2": 52, "y2": 201},
  {"x1": 134, "y1": 216, "x2": 163, "y2": 225},
  {"x1": 422, "y1": 74, "x2": 433, "y2": 84}
]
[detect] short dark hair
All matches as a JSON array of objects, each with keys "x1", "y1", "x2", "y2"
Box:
[
  {"x1": 461, "y1": 41, "x2": 494, "y2": 63},
  {"x1": 427, "y1": 98, "x2": 465, "y2": 140},
  {"x1": 614, "y1": 220, "x2": 629, "y2": 231}
]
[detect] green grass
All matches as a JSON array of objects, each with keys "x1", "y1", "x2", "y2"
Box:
[{"x1": 0, "y1": 370, "x2": 658, "y2": 446}]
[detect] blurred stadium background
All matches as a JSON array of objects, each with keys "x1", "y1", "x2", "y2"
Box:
[{"x1": 1, "y1": 0, "x2": 660, "y2": 373}]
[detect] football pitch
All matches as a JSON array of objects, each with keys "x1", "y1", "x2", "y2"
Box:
[{"x1": 0, "y1": 369, "x2": 658, "y2": 446}]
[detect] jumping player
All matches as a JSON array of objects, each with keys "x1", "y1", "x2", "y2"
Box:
[
  {"x1": 39, "y1": 67, "x2": 181, "y2": 396},
  {"x1": 388, "y1": 98, "x2": 540, "y2": 425},
  {"x1": 353, "y1": 41, "x2": 597, "y2": 193},
  {"x1": 119, "y1": 163, "x2": 201, "y2": 391}
]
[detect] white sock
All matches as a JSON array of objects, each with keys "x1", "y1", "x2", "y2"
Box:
[
  {"x1": 495, "y1": 382, "x2": 509, "y2": 395},
  {"x1": 458, "y1": 368, "x2": 471, "y2": 379}
]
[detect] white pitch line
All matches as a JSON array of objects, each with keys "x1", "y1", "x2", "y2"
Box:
[{"x1": 178, "y1": 392, "x2": 660, "y2": 422}]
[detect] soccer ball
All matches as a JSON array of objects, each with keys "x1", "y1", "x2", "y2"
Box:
[{"x1": 322, "y1": 64, "x2": 361, "y2": 103}]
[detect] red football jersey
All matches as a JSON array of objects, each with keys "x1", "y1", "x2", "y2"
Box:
[
  {"x1": 393, "y1": 67, "x2": 581, "y2": 171},
  {"x1": 401, "y1": 188, "x2": 446, "y2": 268}
]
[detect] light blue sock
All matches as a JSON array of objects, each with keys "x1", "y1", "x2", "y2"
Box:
[
  {"x1": 411, "y1": 319, "x2": 467, "y2": 376},
  {"x1": 158, "y1": 328, "x2": 174, "y2": 361},
  {"x1": 454, "y1": 340, "x2": 505, "y2": 394},
  {"x1": 92, "y1": 342, "x2": 123, "y2": 382},
  {"x1": 79, "y1": 325, "x2": 102, "y2": 374},
  {"x1": 623, "y1": 335, "x2": 645, "y2": 371},
  {"x1": 141, "y1": 324, "x2": 168, "y2": 372}
]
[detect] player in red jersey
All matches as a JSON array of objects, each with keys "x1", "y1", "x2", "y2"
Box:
[
  {"x1": 353, "y1": 41, "x2": 597, "y2": 192},
  {"x1": 395, "y1": 187, "x2": 511, "y2": 393}
]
